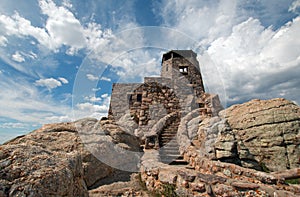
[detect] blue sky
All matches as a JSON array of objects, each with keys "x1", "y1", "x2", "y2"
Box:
[{"x1": 0, "y1": 0, "x2": 300, "y2": 143}]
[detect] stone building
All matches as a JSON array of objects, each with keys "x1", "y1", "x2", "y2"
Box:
[{"x1": 108, "y1": 50, "x2": 222, "y2": 162}]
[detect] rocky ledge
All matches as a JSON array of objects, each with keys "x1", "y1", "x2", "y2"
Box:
[
  {"x1": 0, "y1": 98, "x2": 299, "y2": 196},
  {"x1": 0, "y1": 118, "x2": 141, "y2": 196}
]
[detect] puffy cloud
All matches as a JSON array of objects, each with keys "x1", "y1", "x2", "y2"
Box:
[
  {"x1": 100, "y1": 76, "x2": 111, "y2": 82},
  {"x1": 86, "y1": 74, "x2": 99, "y2": 81},
  {"x1": 75, "y1": 101, "x2": 109, "y2": 118},
  {"x1": 101, "y1": 93, "x2": 109, "y2": 99},
  {"x1": 39, "y1": 0, "x2": 86, "y2": 51},
  {"x1": 84, "y1": 95, "x2": 102, "y2": 102},
  {"x1": 0, "y1": 12, "x2": 53, "y2": 49},
  {"x1": 0, "y1": 0, "x2": 113, "y2": 55},
  {"x1": 77, "y1": 102, "x2": 108, "y2": 112},
  {"x1": 35, "y1": 78, "x2": 62, "y2": 90},
  {"x1": 159, "y1": 0, "x2": 238, "y2": 43},
  {"x1": 12, "y1": 51, "x2": 25, "y2": 62},
  {"x1": 35, "y1": 77, "x2": 68, "y2": 90},
  {"x1": 58, "y1": 77, "x2": 69, "y2": 84},
  {"x1": 200, "y1": 16, "x2": 300, "y2": 106},
  {"x1": 11, "y1": 51, "x2": 38, "y2": 63}
]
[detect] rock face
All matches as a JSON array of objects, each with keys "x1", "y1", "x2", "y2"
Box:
[
  {"x1": 221, "y1": 98, "x2": 300, "y2": 171},
  {"x1": 0, "y1": 118, "x2": 140, "y2": 196},
  {"x1": 192, "y1": 98, "x2": 300, "y2": 172}
]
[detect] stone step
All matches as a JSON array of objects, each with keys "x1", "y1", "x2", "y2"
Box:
[
  {"x1": 160, "y1": 156, "x2": 182, "y2": 164},
  {"x1": 161, "y1": 142, "x2": 179, "y2": 147},
  {"x1": 162, "y1": 132, "x2": 176, "y2": 135},
  {"x1": 161, "y1": 139, "x2": 178, "y2": 144},
  {"x1": 160, "y1": 149, "x2": 180, "y2": 155},
  {"x1": 161, "y1": 149, "x2": 179, "y2": 154},
  {"x1": 160, "y1": 155, "x2": 181, "y2": 161},
  {"x1": 161, "y1": 134, "x2": 176, "y2": 137},
  {"x1": 161, "y1": 130, "x2": 177, "y2": 134},
  {"x1": 169, "y1": 159, "x2": 189, "y2": 165},
  {"x1": 161, "y1": 143, "x2": 179, "y2": 147},
  {"x1": 161, "y1": 136, "x2": 175, "y2": 139},
  {"x1": 160, "y1": 138, "x2": 177, "y2": 144}
]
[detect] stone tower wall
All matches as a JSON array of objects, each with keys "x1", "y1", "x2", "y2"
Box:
[
  {"x1": 128, "y1": 82, "x2": 180, "y2": 126},
  {"x1": 161, "y1": 51, "x2": 205, "y2": 99},
  {"x1": 108, "y1": 83, "x2": 142, "y2": 121}
]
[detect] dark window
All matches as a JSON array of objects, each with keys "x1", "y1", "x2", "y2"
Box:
[
  {"x1": 198, "y1": 103, "x2": 205, "y2": 108},
  {"x1": 137, "y1": 94, "x2": 142, "y2": 102}
]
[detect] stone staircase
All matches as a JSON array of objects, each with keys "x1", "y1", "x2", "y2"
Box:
[{"x1": 158, "y1": 119, "x2": 188, "y2": 165}]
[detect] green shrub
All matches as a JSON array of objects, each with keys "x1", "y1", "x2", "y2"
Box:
[
  {"x1": 285, "y1": 178, "x2": 300, "y2": 185},
  {"x1": 161, "y1": 183, "x2": 178, "y2": 197}
]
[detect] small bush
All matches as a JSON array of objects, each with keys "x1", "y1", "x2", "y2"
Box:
[
  {"x1": 260, "y1": 162, "x2": 270, "y2": 173},
  {"x1": 161, "y1": 183, "x2": 178, "y2": 197},
  {"x1": 285, "y1": 178, "x2": 300, "y2": 185}
]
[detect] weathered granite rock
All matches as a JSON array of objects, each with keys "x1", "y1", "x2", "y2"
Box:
[
  {"x1": 193, "y1": 116, "x2": 241, "y2": 164},
  {"x1": 221, "y1": 98, "x2": 300, "y2": 171},
  {"x1": 190, "y1": 98, "x2": 300, "y2": 171},
  {"x1": 0, "y1": 118, "x2": 141, "y2": 196}
]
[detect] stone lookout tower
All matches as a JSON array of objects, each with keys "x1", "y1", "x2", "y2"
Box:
[
  {"x1": 108, "y1": 49, "x2": 222, "y2": 124},
  {"x1": 161, "y1": 50, "x2": 205, "y2": 100},
  {"x1": 108, "y1": 50, "x2": 222, "y2": 163}
]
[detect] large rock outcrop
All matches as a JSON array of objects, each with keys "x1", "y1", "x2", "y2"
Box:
[
  {"x1": 221, "y1": 98, "x2": 300, "y2": 171},
  {"x1": 0, "y1": 118, "x2": 140, "y2": 196},
  {"x1": 192, "y1": 98, "x2": 300, "y2": 172}
]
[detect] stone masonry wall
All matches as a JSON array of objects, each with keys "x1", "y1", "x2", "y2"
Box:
[{"x1": 108, "y1": 83, "x2": 142, "y2": 121}]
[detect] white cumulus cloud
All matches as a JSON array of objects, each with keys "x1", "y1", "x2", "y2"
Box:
[
  {"x1": 58, "y1": 77, "x2": 69, "y2": 84},
  {"x1": 35, "y1": 78, "x2": 62, "y2": 90},
  {"x1": 86, "y1": 74, "x2": 99, "y2": 81},
  {"x1": 0, "y1": 0, "x2": 114, "y2": 55},
  {"x1": 100, "y1": 76, "x2": 111, "y2": 82},
  {"x1": 77, "y1": 102, "x2": 106, "y2": 111},
  {"x1": 84, "y1": 95, "x2": 102, "y2": 102},
  {"x1": 200, "y1": 16, "x2": 300, "y2": 106},
  {"x1": 12, "y1": 51, "x2": 25, "y2": 62}
]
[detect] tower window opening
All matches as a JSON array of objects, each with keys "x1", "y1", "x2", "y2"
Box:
[
  {"x1": 179, "y1": 66, "x2": 188, "y2": 75},
  {"x1": 137, "y1": 94, "x2": 142, "y2": 102}
]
